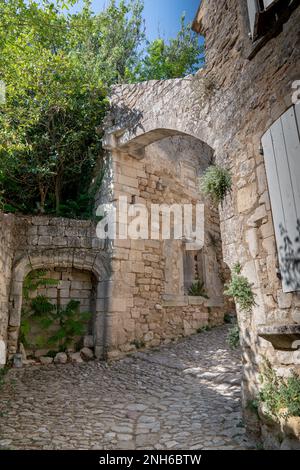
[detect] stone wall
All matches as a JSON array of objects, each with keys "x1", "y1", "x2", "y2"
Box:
[
  {"x1": 103, "y1": 0, "x2": 300, "y2": 447},
  {"x1": 0, "y1": 214, "x2": 15, "y2": 365},
  {"x1": 0, "y1": 215, "x2": 112, "y2": 364}
]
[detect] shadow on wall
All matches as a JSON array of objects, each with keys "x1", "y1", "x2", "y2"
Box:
[
  {"x1": 104, "y1": 102, "x2": 144, "y2": 135},
  {"x1": 279, "y1": 219, "x2": 300, "y2": 291}
]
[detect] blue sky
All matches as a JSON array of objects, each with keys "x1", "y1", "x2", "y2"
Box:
[{"x1": 67, "y1": 0, "x2": 201, "y2": 41}]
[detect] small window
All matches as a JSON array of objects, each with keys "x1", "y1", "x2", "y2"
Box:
[
  {"x1": 261, "y1": 104, "x2": 300, "y2": 293},
  {"x1": 183, "y1": 250, "x2": 205, "y2": 295},
  {"x1": 247, "y1": 0, "x2": 293, "y2": 41}
]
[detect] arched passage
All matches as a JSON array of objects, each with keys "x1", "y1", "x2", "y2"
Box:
[
  {"x1": 7, "y1": 248, "x2": 111, "y2": 359},
  {"x1": 102, "y1": 115, "x2": 229, "y2": 349}
]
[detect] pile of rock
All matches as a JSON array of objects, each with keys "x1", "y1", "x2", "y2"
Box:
[
  {"x1": 41, "y1": 347, "x2": 95, "y2": 365},
  {"x1": 13, "y1": 346, "x2": 95, "y2": 368},
  {"x1": 13, "y1": 335, "x2": 95, "y2": 367}
]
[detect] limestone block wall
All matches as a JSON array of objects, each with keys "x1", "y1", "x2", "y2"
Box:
[
  {"x1": 196, "y1": 0, "x2": 300, "y2": 418},
  {"x1": 0, "y1": 214, "x2": 16, "y2": 365},
  {"x1": 33, "y1": 268, "x2": 96, "y2": 311},
  {"x1": 0, "y1": 214, "x2": 111, "y2": 363}
]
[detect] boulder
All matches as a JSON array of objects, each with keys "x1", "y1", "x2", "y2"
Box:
[
  {"x1": 19, "y1": 343, "x2": 27, "y2": 361},
  {"x1": 80, "y1": 347, "x2": 94, "y2": 361},
  {"x1": 40, "y1": 356, "x2": 54, "y2": 365},
  {"x1": 54, "y1": 352, "x2": 68, "y2": 364},
  {"x1": 13, "y1": 353, "x2": 23, "y2": 368},
  {"x1": 69, "y1": 352, "x2": 83, "y2": 364}
]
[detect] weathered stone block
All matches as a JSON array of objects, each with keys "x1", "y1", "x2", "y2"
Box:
[
  {"x1": 237, "y1": 183, "x2": 258, "y2": 213},
  {"x1": 277, "y1": 291, "x2": 293, "y2": 309}
]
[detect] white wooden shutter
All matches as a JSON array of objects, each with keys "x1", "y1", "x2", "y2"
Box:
[
  {"x1": 247, "y1": 0, "x2": 260, "y2": 39},
  {"x1": 262, "y1": 104, "x2": 300, "y2": 293}
]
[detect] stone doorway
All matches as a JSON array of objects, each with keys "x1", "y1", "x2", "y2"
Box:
[
  {"x1": 7, "y1": 243, "x2": 111, "y2": 363},
  {"x1": 19, "y1": 267, "x2": 97, "y2": 362}
]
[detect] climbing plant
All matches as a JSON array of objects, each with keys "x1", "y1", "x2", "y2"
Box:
[
  {"x1": 224, "y1": 263, "x2": 256, "y2": 313},
  {"x1": 200, "y1": 165, "x2": 232, "y2": 204}
]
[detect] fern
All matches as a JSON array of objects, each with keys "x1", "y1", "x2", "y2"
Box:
[{"x1": 23, "y1": 270, "x2": 58, "y2": 300}]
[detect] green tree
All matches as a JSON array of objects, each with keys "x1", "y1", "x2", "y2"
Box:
[
  {"x1": 0, "y1": 0, "x2": 145, "y2": 215},
  {"x1": 0, "y1": 1, "x2": 203, "y2": 216},
  {"x1": 127, "y1": 15, "x2": 204, "y2": 82}
]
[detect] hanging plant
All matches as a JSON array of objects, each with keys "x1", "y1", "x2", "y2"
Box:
[
  {"x1": 224, "y1": 263, "x2": 256, "y2": 313},
  {"x1": 200, "y1": 165, "x2": 232, "y2": 204}
]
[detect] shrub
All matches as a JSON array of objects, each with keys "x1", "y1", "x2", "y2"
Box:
[
  {"x1": 227, "y1": 325, "x2": 240, "y2": 349},
  {"x1": 197, "y1": 325, "x2": 212, "y2": 333},
  {"x1": 131, "y1": 339, "x2": 145, "y2": 350},
  {"x1": 259, "y1": 361, "x2": 300, "y2": 419},
  {"x1": 23, "y1": 270, "x2": 58, "y2": 301},
  {"x1": 200, "y1": 165, "x2": 232, "y2": 204},
  {"x1": 224, "y1": 264, "x2": 256, "y2": 313},
  {"x1": 188, "y1": 280, "x2": 209, "y2": 298}
]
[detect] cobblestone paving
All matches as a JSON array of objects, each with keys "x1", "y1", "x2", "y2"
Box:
[{"x1": 0, "y1": 326, "x2": 255, "y2": 450}]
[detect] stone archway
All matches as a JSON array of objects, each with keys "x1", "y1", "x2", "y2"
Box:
[
  {"x1": 7, "y1": 248, "x2": 111, "y2": 359},
  {"x1": 104, "y1": 76, "x2": 216, "y2": 158},
  {"x1": 101, "y1": 89, "x2": 229, "y2": 352}
]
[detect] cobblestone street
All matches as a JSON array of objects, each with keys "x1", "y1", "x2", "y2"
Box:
[{"x1": 0, "y1": 326, "x2": 255, "y2": 450}]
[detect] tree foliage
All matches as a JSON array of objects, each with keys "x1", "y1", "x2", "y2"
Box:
[
  {"x1": 0, "y1": 0, "x2": 203, "y2": 216},
  {"x1": 127, "y1": 15, "x2": 204, "y2": 82}
]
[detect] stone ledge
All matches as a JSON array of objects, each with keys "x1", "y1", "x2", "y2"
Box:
[
  {"x1": 257, "y1": 324, "x2": 300, "y2": 351},
  {"x1": 162, "y1": 295, "x2": 223, "y2": 308},
  {"x1": 188, "y1": 296, "x2": 207, "y2": 306},
  {"x1": 162, "y1": 295, "x2": 188, "y2": 308}
]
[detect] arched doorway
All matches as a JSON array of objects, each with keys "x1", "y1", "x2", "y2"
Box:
[{"x1": 7, "y1": 249, "x2": 111, "y2": 360}]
